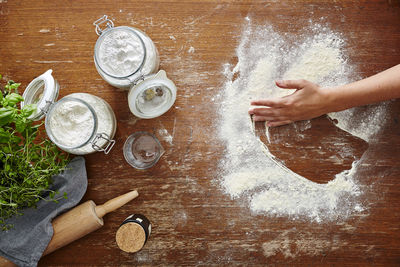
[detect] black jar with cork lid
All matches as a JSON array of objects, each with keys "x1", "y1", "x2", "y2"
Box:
[{"x1": 116, "y1": 214, "x2": 151, "y2": 253}]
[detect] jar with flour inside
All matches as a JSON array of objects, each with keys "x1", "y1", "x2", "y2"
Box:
[
  {"x1": 93, "y1": 15, "x2": 160, "y2": 89},
  {"x1": 92, "y1": 16, "x2": 177, "y2": 119},
  {"x1": 21, "y1": 69, "x2": 116, "y2": 155}
]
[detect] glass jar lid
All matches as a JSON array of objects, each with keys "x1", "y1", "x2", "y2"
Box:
[
  {"x1": 45, "y1": 97, "x2": 98, "y2": 150},
  {"x1": 94, "y1": 17, "x2": 147, "y2": 79},
  {"x1": 128, "y1": 70, "x2": 177, "y2": 119},
  {"x1": 21, "y1": 69, "x2": 59, "y2": 120}
]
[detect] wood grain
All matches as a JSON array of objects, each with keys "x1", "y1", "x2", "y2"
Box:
[
  {"x1": 0, "y1": 0, "x2": 399, "y2": 266},
  {"x1": 257, "y1": 116, "x2": 369, "y2": 184}
]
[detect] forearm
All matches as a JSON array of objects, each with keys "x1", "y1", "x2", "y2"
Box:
[
  {"x1": 326, "y1": 64, "x2": 400, "y2": 112},
  {"x1": 249, "y1": 64, "x2": 400, "y2": 127}
]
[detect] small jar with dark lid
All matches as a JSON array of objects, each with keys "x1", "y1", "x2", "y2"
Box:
[{"x1": 116, "y1": 214, "x2": 151, "y2": 253}]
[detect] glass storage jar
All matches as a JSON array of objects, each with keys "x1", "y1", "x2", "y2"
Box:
[
  {"x1": 123, "y1": 132, "x2": 164, "y2": 169},
  {"x1": 93, "y1": 15, "x2": 160, "y2": 89},
  {"x1": 21, "y1": 69, "x2": 116, "y2": 155}
]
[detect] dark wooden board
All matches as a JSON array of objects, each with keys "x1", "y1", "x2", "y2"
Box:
[{"x1": 0, "y1": 0, "x2": 399, "y2": 266}]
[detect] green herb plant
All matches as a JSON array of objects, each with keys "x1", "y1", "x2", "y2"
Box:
[{"x1": 0, "y1": 75, "x2": 68, "y2": 230}]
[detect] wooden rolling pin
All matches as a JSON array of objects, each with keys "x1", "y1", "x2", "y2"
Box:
[{"x1": 0, "y1": 190, "x2": 139, "y2": 266}]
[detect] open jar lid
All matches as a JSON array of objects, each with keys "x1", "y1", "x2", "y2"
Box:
[
  {"x1": 128, "y1": 70, "x2": 177, "y2": 119},
  {"x1": 94, "y1": 24, "x2": 146, "y2": 79},
  {"x1": 21, "y1": 69, "x2": 59, "y2": 121}
]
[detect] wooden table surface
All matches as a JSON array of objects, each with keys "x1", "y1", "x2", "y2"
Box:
[{"x1": 1, "y1": 0, "x2": 400, "y2": 266}]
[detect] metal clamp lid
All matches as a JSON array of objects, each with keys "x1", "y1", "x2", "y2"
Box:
[
  {"x1": 41, "y1": 100, "x2": 54, "y2": 115},
  {"x1": 129, "y1": 72, "x2": 146, "y2": 86},
  {"x1": 93, "y1": 15, "x2": 114, "y2": 36},
  {"x1": 91, "y1": 133, "x2": 115, "y2": 154}
]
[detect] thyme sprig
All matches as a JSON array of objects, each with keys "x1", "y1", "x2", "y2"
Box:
[{"x1": 0, "y1": 75, "x2": 68, "y2": 230}]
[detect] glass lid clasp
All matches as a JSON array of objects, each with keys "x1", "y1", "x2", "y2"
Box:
[
  {"x1": 92, "y1": 133, "x2": 115, "y2": 154},
  {"x1": 128, "y1": 73, "x2": 146, "y2": 86},
  {"x1": 93, "y1": 15, "x2": 114, "y2": 36}
]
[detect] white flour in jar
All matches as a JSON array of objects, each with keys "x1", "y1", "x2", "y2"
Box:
[
  {"x1": 98, "y1": 28, "x2": 157, "y2": 77},
  {"x1": 68, "y1": 93, "x2": 116, "y2": 154},
  {"x1": 48, "y1": 100, "x2": 95, "y2": 147},
  {"x1": 99, "y1": 29, "x2": 145, "y2": 77},
  {"x1": 49, "y1": 93, "x2": 116, "y2": 154}
]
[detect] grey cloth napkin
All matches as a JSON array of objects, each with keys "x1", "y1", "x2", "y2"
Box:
[{"x1": 0, "y1": 156, "x2": 87, "y2": 267}]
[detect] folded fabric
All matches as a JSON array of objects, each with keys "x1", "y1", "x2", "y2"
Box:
[{"x1": 0, "y1": 156, "x2": 87, "y2": 267}]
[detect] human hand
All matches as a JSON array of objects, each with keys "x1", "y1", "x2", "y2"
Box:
[{"x1": 248, "y1": 79, "x2": 333, "y2": 127}]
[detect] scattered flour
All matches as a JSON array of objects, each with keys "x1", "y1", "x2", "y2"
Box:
[
  {"x1": 33, "y1": 60, "x2": 73, "y2": 64},
  {"x1": 188, "y1": 46, "x2": 195, "y2": 54},
  {"x1": 262, "y1": 228, "x2": 345, "y2": 258},
  {"x1": 328, "y1": 103, "x2": 388, "y2": 142},
  {"x1": 217, "y1": 19, "x2": 387, "y2": 222},
  {"x1": 158, "y1": 128, "x2": 173, "y2": 145},
  {"x1": 283, "y1": 39, "x2": 344, "y2": 83}
]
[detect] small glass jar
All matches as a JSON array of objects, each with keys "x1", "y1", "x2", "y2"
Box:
[
  {"x1": 93, "y1": 15, "x2": 160, "y2": 89},
  {"x1": 21, "y1": 69, "x2": 116, "y2": 155},
  {"x1": 123, "y1": 132, "x2": 164, "y2": 169}
]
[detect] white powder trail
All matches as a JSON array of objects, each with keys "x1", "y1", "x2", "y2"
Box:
[
  {"x1": 33, "y1": 60, "x2": 73, "y2": 64},
  {"x1": 217, "y1": 19, "x2": 387, "y2": 222},
  {"x1": 328, "y1": 104, "x2": 388, "y2": 142},
  {"x1": 158, "y1": 128, "x2": 173, "y2": 145}
]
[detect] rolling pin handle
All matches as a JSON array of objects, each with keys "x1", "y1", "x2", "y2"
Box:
[{"x1": 95, "y1": 190, "x2": 139, "y2": 218}]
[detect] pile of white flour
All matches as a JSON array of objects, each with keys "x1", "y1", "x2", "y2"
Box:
[
  {"x1": 217, "y1": 19, "x2": 387, "y2": 222},
  {"x1": 49, "y1": 99, "x2": 95, "y2": 147},
  {"x1": 99, "y1": 29, "x2": 145, "y2": 77}
]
